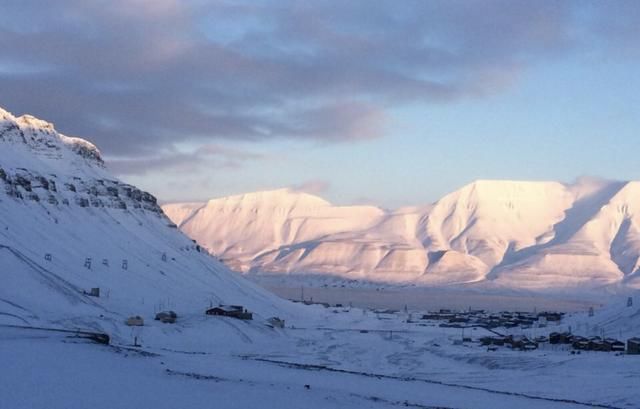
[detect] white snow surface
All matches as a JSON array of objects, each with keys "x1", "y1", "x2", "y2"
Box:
[
  {"x1": 3, "y1": 295, "x2": 640, "y2": 409},
  {"x1": 2, "y1": 107, "x2": 640, "y2": 409},
  {"x1": 164, "y1": 179, "x2": 640, "y2": 292}
]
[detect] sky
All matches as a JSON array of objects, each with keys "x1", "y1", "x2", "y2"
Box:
[{"x1": 1, "y1": 0, "x2": 639, "y2": 209}]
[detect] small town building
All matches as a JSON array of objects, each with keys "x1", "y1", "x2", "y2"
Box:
[
  {"x1": 83, "y1": 287, "x2": 100, "y2": 297},
  {"x1": 627, "y1": 338, "x2": 640, "y2": 355},
  {"x1": 604, "y1": 338, "x2": 625, "y2": 352},
  {"x1": 535, "y1": 336, "x2": 549, "y2": 344},
  {"x1": 267, "y1": 317, "x2": 285, "y2": 328},
  {"x1": 206, "y1": 305, "x2": 253, "y2": 320},
  {"x1": 538, "y1": 312, "x2": 563, "y2": 322},
  {"x1": 549, "y1": 332, "x2": 572, "y2": 344},
  {"x1": 155, "y1": 311, "x2": 177, "y2": 324},
  {"x1": 572, "y1": 336, "x2": 589, "y2": 350},
  {"x1": 125, "y1": 316, "x2": 144, "y2": 326},
  {"x1": 588, "y1": 337, "x2": 605, "y2": 351}
]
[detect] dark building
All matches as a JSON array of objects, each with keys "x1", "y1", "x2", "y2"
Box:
[
  {"x1": 206, "y1": 305, "x2": 253, "y2": 320},
  {"x1": 627, "y1": 338, "x2": 640, "y2": 355}
]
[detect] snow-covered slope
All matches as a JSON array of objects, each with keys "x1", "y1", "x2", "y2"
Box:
[
  {"x1": 563, "y1": 290, "x2": 640, "y2": 339},
  {"x1": 164, "y1": 189, "x2": 385, "y2": 272},
  {"x1": 0, "y1": 106, "x2": 293, "y2": 337},
  {"x1": 164, "y1": 178, "x2": 640, "y2": 292}
]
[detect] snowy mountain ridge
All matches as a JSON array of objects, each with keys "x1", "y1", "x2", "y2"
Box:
[
  {"x1": 0, "y1": 106, "x2": 294, "y2": 336},
  {"x1": 0, "y1": 107, "x2": 105, "y2": 173},
  {"x1": 164, "y1": 179, "x2": 640, "y2": 292}
]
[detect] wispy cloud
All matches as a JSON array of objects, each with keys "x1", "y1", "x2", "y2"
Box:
[{"x1": 108, "y1": 144, "x2": 265, "y2": 176}]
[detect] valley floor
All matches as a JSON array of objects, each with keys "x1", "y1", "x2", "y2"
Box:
[
  {"x1": 2, "y1": 306, "x2": 638, "y2": 409},
  {"x1": 256, "y1": 279, "x2": 602, "y2": 312}
]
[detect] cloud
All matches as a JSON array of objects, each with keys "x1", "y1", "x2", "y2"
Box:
[
  {"x1": 0, "y1": 0, "x2": 637, "y2": 160},
  {"x1": 585, "y1": 1, "x2": 640, "y2": 58},
  {"x1": 107, "y1": 144, "x2": 265, "y2": 176}
]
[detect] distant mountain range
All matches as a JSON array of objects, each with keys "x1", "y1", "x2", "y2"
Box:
[{"x1": 163, "y1": 179, "x2": 640, "y2": 292}]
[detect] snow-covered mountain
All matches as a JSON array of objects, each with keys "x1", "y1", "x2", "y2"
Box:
[
  {"x1": 0, "y1": 106, "x2": 291, "y2": 335},
  {"x1": 164, "y1": 179, "x2": 640, "y2": 292}
]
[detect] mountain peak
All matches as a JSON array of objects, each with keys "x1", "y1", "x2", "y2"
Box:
[
  {"x1": 462, "y1": 179, "x2": 565, "y2": 192},
  {"x1": 17, "y1": 113, "x2": 56, "y2": 131},
  {"x1": 207, "y1": 188, "x2": 332, "y2": 209},
  {"x1": 0, "y1": 106, "x2": 105, "y2": 173},
  {"x1": 0, "y1": 106, "x2": 13, "y2": 119},
  {"x1": 436, "y1": 179, "x2": 570, "y2": 211}
]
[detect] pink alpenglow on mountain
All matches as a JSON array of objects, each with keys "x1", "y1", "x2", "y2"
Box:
[{"x1": 164, "y1": 179, "x2": 640, "y2": 292}]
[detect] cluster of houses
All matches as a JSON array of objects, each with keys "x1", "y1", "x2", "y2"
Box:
[
  {"x1": 124, "y1": 304, "x2": 287, "y2": 339},
  {"x1": 125, "y1": 310, "x2": 179, "y2": 326},
  {"x1": 420, "y1": 309, "x2": 640, "y2": 355},
  {"x1": 480, "y1": 335, "x2": 542, "y2": 351},
  {"x1": 478, "y1": 332, "x2": 640, "y2": 354},
  {"x1": 549, "y1": 332, "x2": 627, "y2": 352},
  {"x1": 124, "y1": 304, "x2": 255, "y2": 328},
  {"x1": 422, "y1": 309, "x2": 562, "y2": 329}
]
